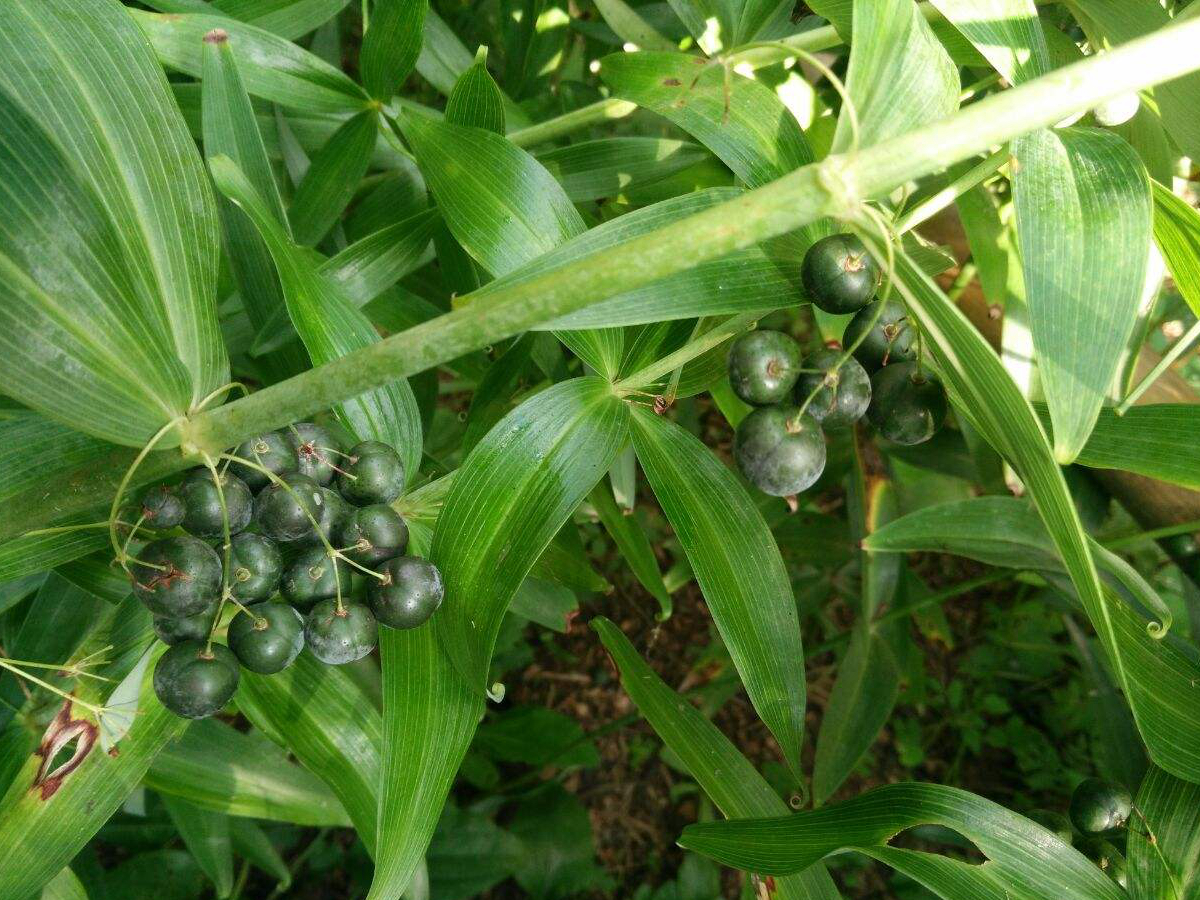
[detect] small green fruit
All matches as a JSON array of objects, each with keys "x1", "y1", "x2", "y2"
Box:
[
  {"x1": 1069, "y1": 778, "x2": 1132, "y2": 835},
  {"x1": 287, "y1": 423, "x2": 344, "y2": 486},
  {"x1": 727, "y1": 331, "x2": 803, "y2": 407},
  {"x1": 1079, "y1": 838, "x2": 1128, "y2": 888},
  {"x1": 801, "y1": 234, "x2": 880, "y2": 314},
  {"x1": 228, "y1": 532, "x2": 283, "y2": 601},
  {"x1": 867, "y1": 362, "x2": 947, "y2": 445},
  {"x1": 152, "y1": 600, "x2": 217, "y2": 646},
  {"x1": 734, "y1": 406, "x2": 827, "y2": 497},
  {"x1": 369, "y1": 557, "x2": 444, "y2": 629},
  {"x1": 228, "y1": 602, "x2": 305, "y2": 674},
  {"x1": 338, "y1": 505, "x2": 409, "y2": 567},
  {"x1": 281, "y1": 546, "x2": 351, "y2": 610},
  {"x1": 254, "y1": 473, "x2": 324, "y2": 543},
  {"x1": 337, "y1": 441, "x2": 406, "y2": 506},
  {"x1": 152, "y1": 640, "x2": 240, "y2": 719},
  {"x1": 140, "y1": 485, "x2": 185, "y2": 529},
  {"x1": 179, "y1": 469, "x2": 253, "y2": 539},
  {"x1": 843, "y1": 300, "x2": 915, "y2": 371},
  {"x1": 232, "y1": 431, "x2": 299, "y2": 491},
  {"x1": 304, "y1": 600, "x2": 378, "y2": 665},
  {"x1": 132, "y1": 536, "x2": 223, "y2": 617},
  {"x1": 793, "y1": 348, "x2": 871, "y2": 429}
]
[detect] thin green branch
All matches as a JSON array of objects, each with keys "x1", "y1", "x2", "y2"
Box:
[
  {"x1": 615, "y1": 312, "x2": 760, "y2": 393},
  {"x1": 1117, "y1": 318, "x2": 1200, "y2": 414},
  {"x1": 894, "y1": 146, "x2": 1009, "y2": 234}
]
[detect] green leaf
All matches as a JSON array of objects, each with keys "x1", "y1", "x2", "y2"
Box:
[
  {"x1": 1151, "y1": 180, "x2": 1200, "y2": 317},
  {"x1": 0, "y1": 413, "x2": 115, "y2": 510},
  {"x1": 1012, "y1": 127, "x2": 1152, "y2": 463},
  {"x1": 833, "y1": 0, "x2": 959, "y2": 152},
  {"x1": 40, "y1": 867, "x2": 88, "y2": 900},
  {"x1": 444, "y1": 48, "x2": 505, "y2": 135},
  {"x1": 591, "y1": 0, "x2": 676, "y2": 51},
  {"x1": 928, "y1": 0, "x2": 1050, "y2": 85},
  {"x1": 161, "y1": 795, "x2": 233, "y2": 898},
  {"x1": 474, "y1": 707, "x2": 599, "y2": 768},
  {"x1": 589, "y1": 480, "x2": 672, "y2": 620},
  {"x1": 144, "y1": 719, "x2": 350, "y2": 826},
  {"x1": 0, "y1": 677, "x2": 188, "y2": 899},
  {"x1": 535, "y1": 138, "x2": 709, "y2": 203},
  {"x1": 592, "y1": 618, "x2": 842, "y2": 900},
  {"x1": 143, "y1": 0, "x2": 352, "y2": 40},
  {"x1": 599, "y1": 51, "x2": 815, "y2": 189},
  {"x1": 237, "y1": 652, "x2": 382, "y2": 851},
  {"x1": 131, "y1": 10, "x2": 370, "y2": 113},
  {"x1": 0, "y1": 530, "x2": 111, "y2": 585},
  {"x1": 1128, "y1": 766, "x2": 1200, "y2": 899},
  {"x1": 210, "y1": 155, "x2": 423, "y2": 481},
  {"x1": 288, "y1": 110, "x2": 378, "y2": 246},
  {"x1": 630, "y1": 406, "x2": 806, "y2": 776},
  {"x1": 360, "y1": 0, "x2": 427, "y2": 100},
  {"x1": 680, "y1": 783, "x2": 1125, "y2": 899},
  {"x1": 229, "y1": 818, "x2": 292, "y2": 889},
  {"x1": 0, "y1": 0, "x2": 226, "y2": 446}
]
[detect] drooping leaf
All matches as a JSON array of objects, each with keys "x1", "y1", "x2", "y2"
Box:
[
  {"x1": 591, "y1": 0, "x2": 676, "y2": 51},
  {"x1": 589, "y1": 480, "x2": 672, "y2": 620},
  {"x1": 680, "y1": 783, "x2": 1124, "y2": 899},
  {"x1": 592, "y1": 618, "x2": 842, "y2": 900},
  {"x1": 928, "y1": 0, "x2": 1050, "y2": 85},
  {"x1": 288, "y1": 110, "x2": 378, "y2": 246},
  {"x1": 161, "y1": 795, "x2": 234, "y2": 898},
  {"x1": 229, "y1": 818, "x2": 292, "y2": 889},
  {"x1": 1128, "y1": 766, "x2": 1200, "y2": 898},
  {"x1": 0, "y1": 0, "x2": 226, "y2": 446},
  {"x1": 630, "y1": 406, "x2": 806, "y2": 777},
  {"x1": 1151, "y1": 179, "x2": 1200, "y2": 317},
  {"x1": 1012, "y1": 126, "x2": 1152, "y2": 463},
  {"x1": 360, "y1": 0, "x2": 428, "y2": 100},
  {"x1": 210, "y1": 155, "x2": 423, "y2": 481}
]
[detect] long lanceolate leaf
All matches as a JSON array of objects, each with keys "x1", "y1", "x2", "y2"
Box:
[
  {"x1": 360, "y1": 0, "x2": 427, "y2": 101},
  {"x1": 1012, "y1": 127, "x2": 1152, "y2": 463},
  {"x1": 1128, "y1": 766, "x2": 1200, "y2": 898},
  {"x1": 1152, "y1": 179, "x2": 1200, "y2": 317},
  {"x1": 680, "y1": 783, "x2": 1124, "y2": 899},
  {"x1": 593, "y1": 618, "x2": 843, "y2": 900},
  {"x1": 210, "y1": 156, "x2": 423, "y2": 481},
  {"x1": 0, "y1": 0, "x2": 225, "y2": 446},
  {"x1": 370, "y1": 381, "x2": 630, "y2": 899},
  {"x1": 928, "y1": 0, "x2": 1050, "y2": 85},
  {"x1": 630, "y1": 407, "x2": 807, "y2": 777}
]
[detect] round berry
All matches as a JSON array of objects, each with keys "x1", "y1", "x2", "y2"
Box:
[
  {"x1": 232, "y1": 431, "x2": 298, "y2": 491},
  {"x1": 281, "y1": 546, "x2": 351, "y2": 610},
  {"x1": 726, "y1": 331, "x2": 803, "y2": 407},
  {"x1": 254, "y1": 473, "x2": 324, "y2": 543},
  {"x1": 228, "y1": 602, "x2": 305, "y2": 674},
  {"x1": 801, "y1": 233, "x2": 881, "y2": 314},
  {"x1": 140, "y1": 485, "x2": 185, "y2": 529},
  {"x1": 793, "y1": 348, "x2": 872, "y2": 429},
  {"x1": 287, "y1": 423, "x2": 344, "y2": 486},
  {"x1": 337, "y1": 441, "x2": 406, "y2": 506},
  {"x1": 304, "y1": 600, "x2": 378, "y2": 665},
  {"x1": 843, "y1": 300, "x2": 916, "y2": 371},
  {"x1": 228, "y1": 532, "x2": 282, "y2": 602},
  {"x1": 368, "y1": 557, "x2": 444, "y2": 629},
  {"x1": 152, "y1": 640, "x2": 240, "y2": 719},
  {"x1": 734, "y1": 406, "x2": 827, "y2": 497},
  {"x1": 179, "y1": 469, "x2": 253, "y2": 539},
  {"x1": 152, "y1": 600, "x2": 217, "y2": 647},
  {"x1": 132, "y1": 536, "x2": 223, "y2": 618},
  {"x1": 299, "y1": 487, "x2": 350, "y2": 548},
  {"x1": 1069, "y1": 778, "x2": 1132, "y2": 836},
  {"x1": 1079, "y1": 838, "x2": 1128, "y2": 888},
  {"x1": 867, "y1": 362, "x2": 947, "y2": 446},
  {"x1": 338, "y1": 505, "x2": 409, "y2": 567}
]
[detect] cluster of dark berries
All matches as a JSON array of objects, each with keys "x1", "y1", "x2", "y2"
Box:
[
  {"x1": 1033, "y1": 778, "x2": 1133, "y2": 887},
  {"x1": 127, "y1": 423, "x2": 443, "y2": 720},
  {"x1": 727, "y1": 234, "x2": 949, "y2": 498}
]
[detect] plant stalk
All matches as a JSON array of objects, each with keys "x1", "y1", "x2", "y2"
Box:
[{"x1": 1116, "y1": 318, "x2": 1200, "y2": 414}]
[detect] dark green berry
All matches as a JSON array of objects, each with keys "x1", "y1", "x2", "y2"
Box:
[
  {"x1": 368, "y1": 556, "x2": 444, "y2": 629},
  {"x1": 254, "y1": 473, "x2": 324, "y2": 543},
  {"x1": 1079, "y1": 838, "x2": 1128, "y2": 888},
  {"x1": 152, "y1": 640, "x2": 240, "y2": 719},
  {"x1": 734, "y1": 405, "x2": 827, "y2": 497},
  {"x1": 232, "y1": 431, "x2": 298, "y2": 491},
  {"x1": 140, "y1": 485, "x2": 185, "y2": 529},
  {"x1": 132, "y1": 536, "x2": 223, "y2": 618},
  {"x1": 304, "y1": 599, "x2": 378, "y2": 665},
  {"x1": 287, "y1": 423, "x2": 344, "y2": 486},
  {"x1": 801, "y1": 233, "x2": 881, "y2": 314},
  {"x1": 228, "y1": 602, "x2": 305, "y2": 674},
  {"x1": 152, "y1": 600, "x2": 217, "y2": 646},
  {"x1": 338, "y1": 505, "x2": 409, "y2": 567},
  {"x1": 867, "y1": 362, "x2": 947, "y2": 445},
  {"x1": 299, "y1": 487, "x2": 351, "y2": 547},
  {"x1": 843, "y1": 300, "x2": 915, "y2": 371},
  {"x1": 228, "y1": 532, "x2": 282, "y2": 601},
  {"x1": 1069, "y1": 778, "x2": 1132, "y2": 835},
  {"x1": 179, "y1": 469, "x2": 253, "y2": 539},
  {"x1": 726, "y1": 331, "x2": 803, "y2": 407},
  {"x1": 793, "y1": 348, "x2": 872, "y2": 429},
  {"x1": 281, "y1": 546, "x2": 351, "y2": 609},
  {"x1": 337, "y1": 441, "x2": 406, "y2": 506}
]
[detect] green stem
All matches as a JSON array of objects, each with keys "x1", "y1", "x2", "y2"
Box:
[
  {"x1": 507, "y1": 98, "x2": 638, "y2": 147},
  {"x1": 615, "y1": 312, "x2": 759, "y2": 393},
  {"x1": 894, "y1": 146, "x2": 1009, "y2": 234},
  {"x1": 12, "y1": 15, "x2": 1200, "y2": 541},
  {"x1": 1103, "y1": 517, "x2": 1200, "y2": 551},
  {"x1": 1117, "y1": 318, "x2": 1200, "y2": 414},
  {"x1": 0, "y1": 659, "x2": 107, "y2": 717}
]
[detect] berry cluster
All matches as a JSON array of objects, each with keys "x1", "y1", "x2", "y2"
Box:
[
  {"x1": 727, "y1": 234, "x2": 948, "y2": 497},
  {"x1": 127, "y1": 423, "x2": 443, "y2": 719}
]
